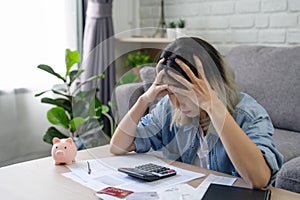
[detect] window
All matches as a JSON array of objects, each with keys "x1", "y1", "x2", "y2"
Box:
[{"x1": 0, "y1": 0, "x2": 79, "y2": 92}]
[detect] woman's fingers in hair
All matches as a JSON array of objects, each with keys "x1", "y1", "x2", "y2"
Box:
[
  {"x1": 165, "y1": 69, "x2": 192, "y2": 88},
  {"x1": 175, "y1": 58, "x2": 197, "y2": 83},
  {"x1": 193, "y1": 54, "x2": 209, "y2": 83},
  {"x1": 155, "y1": 69, "x2": 166, "y2": 84},
  {"x1": 155, "y1": 58, "x2": 165, "y2": 74}
]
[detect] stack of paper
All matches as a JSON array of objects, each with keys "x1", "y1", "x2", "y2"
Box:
[{"x1": 62, "y1": 154, "x2": 236, "y2": 199}]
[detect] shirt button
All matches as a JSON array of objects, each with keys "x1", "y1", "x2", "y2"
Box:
[{"x1": 192, "y1": 146, "x2": 196, "y2": 150}]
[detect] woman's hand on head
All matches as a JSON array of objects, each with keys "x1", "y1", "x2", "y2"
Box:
[
  {"x1": 167, "y1": 55, "x2": 218, "y2": 112},
  {"x1": 141, "y1": 59, "x2": 169, "y2": 103}
]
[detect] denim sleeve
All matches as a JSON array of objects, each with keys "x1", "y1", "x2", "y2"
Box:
[
  {"x1": 134, "y1": 96, "x2": 171, "y2": 153},
  {"x1": 234, "y1": 107, "x2": 284, "y2": 184}
]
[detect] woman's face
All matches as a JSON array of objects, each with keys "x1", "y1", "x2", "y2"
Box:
[
  {"x1": 168, "y1": 90, "x2": 200, "y2": 118},
  {"x1": 158, "y1": 61, "x2": 201, "y2": 118}
]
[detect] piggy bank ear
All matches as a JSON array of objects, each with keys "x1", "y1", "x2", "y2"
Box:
[
  {"x1": 52, "y1": 137, "x2": 60, "y2": 144},
  {"x1": 65, "y1": 137, "x2": 73, "y2": 144}
]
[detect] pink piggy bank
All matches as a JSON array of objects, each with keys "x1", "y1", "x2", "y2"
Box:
[{"x1": 51, "y1": 137, "x2": 77, "y2": 165}]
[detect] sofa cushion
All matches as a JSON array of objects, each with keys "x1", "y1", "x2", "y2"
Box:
[
  {"x1": 226, "y1": 46, "x2": 300, "y2": 132},
  {"x1": 273, "y1": 129, "x2": 300, "y2": 163},
  {"x1": 140, "y1": 65, "x2": 156, "y2": 91},
  {"x1": 140, "y1": 66, "x2": 160, "y2": 111},
  {"x1": 275, "y1": 156, "x2": 300, "y2": 193},
  {"x1": 114, "y1": 82, "x2": 144, "y2": 123}
]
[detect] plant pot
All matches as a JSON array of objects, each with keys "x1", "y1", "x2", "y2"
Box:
[{"x1": 166, "y1": 28, "x2": 176, "y2": 39}]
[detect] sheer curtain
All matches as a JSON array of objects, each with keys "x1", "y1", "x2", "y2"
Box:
[{"x1": 0, "y1": 0, "x2": 79, "y2": 167}]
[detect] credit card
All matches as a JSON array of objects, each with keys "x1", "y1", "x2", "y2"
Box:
[{"x1": 97, "y1": 186, "x2": 133, "y2": 198}]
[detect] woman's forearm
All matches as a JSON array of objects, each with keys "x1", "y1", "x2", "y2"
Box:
[
  {"x1": 207, "y1": 99, "x2": 271, "y2": 188},
  {"x1": 109, "y1": 96, "x2": 150, "y2": 154}
]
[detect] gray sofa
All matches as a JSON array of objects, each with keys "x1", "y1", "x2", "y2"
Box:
[
  {"x1": 226, "y1": 46, "x2": 300, "y2": 193},
  {"x1": 114, "y1": 45, "x2": 300, "y2": 193}
]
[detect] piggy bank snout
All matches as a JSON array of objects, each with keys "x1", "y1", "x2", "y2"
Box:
[{"x1": 55, "y1": 150, "x2": 65, "y2": 156}]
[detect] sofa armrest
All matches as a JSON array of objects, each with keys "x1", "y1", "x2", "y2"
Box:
[
  {"x1": 275, "y1": 156, "x2": 300, "y2": 193},
  {"x1": 114, "y1": 82, "x2": 145, "y2": 123}
]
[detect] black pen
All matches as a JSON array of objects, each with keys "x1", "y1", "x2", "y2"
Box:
[{"x1": 87, "y1": 161, "x2": 91, "y2": 175}]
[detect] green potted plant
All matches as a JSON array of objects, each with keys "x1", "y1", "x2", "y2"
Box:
[
  {"x1": 168, "y1": 21, "x2": 176, "y2": 29},
  {"x1": 177, "y1": 19, "x2": 185, "y2": 29},
  {"x1": 167, "y1": 21, "x2": 177, "y2": 39},
  {"x1": 117, "y1": 51, "x2": 154, "y2": 86},
  {"x1": 35, "y1": 49, "x2": 115, "y2": 149},
  {"x1": 176, "y1": 19, "x2": 186, "y2": 38}
]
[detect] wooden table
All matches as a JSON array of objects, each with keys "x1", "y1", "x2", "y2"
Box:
[{"x1": 0, "y1": 145, "x2": 299, "y2": 200}]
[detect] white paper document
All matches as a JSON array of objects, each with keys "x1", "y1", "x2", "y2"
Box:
[
  {"x1": 64, "y1": 153, "x2": 205, "y2": 194},
  {"x1": 157, "y1": 174, "x2": 237, "y2": 200},
  {"x1": 157, "y1": 184, "x2": 195, "y2": 200}
]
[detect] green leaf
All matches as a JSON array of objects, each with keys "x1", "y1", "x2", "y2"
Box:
[
  {"x1": 124, "y1": 51, "x2": 154, "y2": 68},
  {"x1": 76, "y1": 118, "x2": 111, "y2": 148},
  {"x1": 79, "y1": 74, "x2": 105, "y2": 86},
  {"x1": 101, "y1": 105, "x2": 110, "y2": 113},
  {"x1": 119, "y1": 70, "x2": 141, "y2": 84},
  {"x1": 69, "y1": 69, "x2": 84, "y2": 85},
  {"x1": 37, "y1": 64, "x2": 66, "y2": 82},
  {"x1": 52, "y1": 89, "x2": 72, "y2": 100},
  {"x1": 73, "y1": 100, "x2": 90, "y2": 118},
  {"x1": 75, "y1": 90, "x2": 89, "y2": 99},
  {"x1": 108, "y1": 101, "x2": 112, "y2": 107},
  {"x1": 41, "y1": 97, "x2": 72, "y2": 113},
  {"x1": 47, "y1": 107, "x2": 69, "y2": 129},
  {"x1": 65, "y1": 49, "x2": 80, "y2": 75},
  {"x1": 77, "y1": 118, "x2": 104, "y2": 137},
  {"x1": 70, "y1": 117, "x2": 86, "y2": 132},
  {"x1": 34, "y1": 90, "x2": 50, "y2": 97},
  {"x1": 177, "y1": 19, "x2": 185, "y2": 28},
  {"x1": 42, "y1": 127, "x2": 68, "y2": 145},
  {"x1": 168, "y1": 21, "x2": 176, "y2": 28},
  {"x1": 74, "y1": 74, "x2": 105, "y2": 93},
  {"x1": 94, "y1": 95, "x2": 102, "y2": 117},
  {"x1": 73, "y1": 89, "x2": 97, "y2": 118}
]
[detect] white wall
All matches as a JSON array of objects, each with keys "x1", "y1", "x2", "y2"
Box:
[
  {"x1": 0, "y1": 91, "x2": 52, "y2": 167},
  {"x1": 113, "y1": 0, "x2": 140, "y2": 36},
  {"x1": 139, "y1": 0, "x2": 300, "y2": 54}
]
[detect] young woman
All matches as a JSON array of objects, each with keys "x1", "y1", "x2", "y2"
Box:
[{"x1": 110, "y1": 37, "x2": 283, "y2": 189}]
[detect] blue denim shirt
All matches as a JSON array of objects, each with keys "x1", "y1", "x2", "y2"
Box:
[{"x1": 134, "y1": 93, "x2": 283, "y2": 183}]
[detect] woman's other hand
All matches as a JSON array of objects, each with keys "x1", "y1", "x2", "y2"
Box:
[{"x1": 141, "y1": 58, "x2": 169, "y2": 103}]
